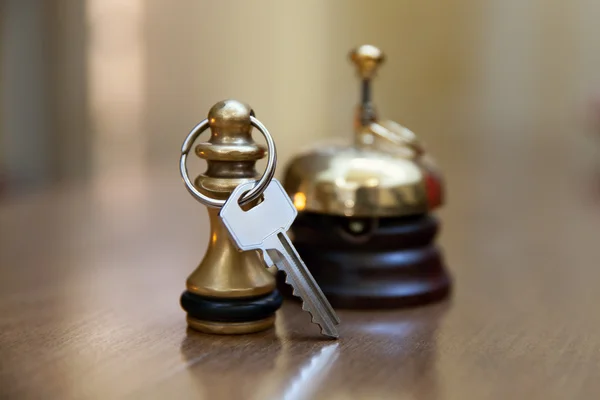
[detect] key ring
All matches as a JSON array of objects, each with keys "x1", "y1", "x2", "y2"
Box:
[{"x1": 180, "y1": 116, "x2": 277, "y2": 208}]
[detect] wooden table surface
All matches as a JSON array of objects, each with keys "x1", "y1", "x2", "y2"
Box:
[{"x1": 1, "y1": 134, "x2": 600, "y2": 400}]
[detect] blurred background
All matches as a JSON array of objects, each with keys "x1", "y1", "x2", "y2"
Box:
[{"x1": 1, "y1": 0, "x2": 600, "y2": 196}]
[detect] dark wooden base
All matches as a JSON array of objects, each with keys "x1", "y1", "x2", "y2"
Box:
[{"x1": 280, "y1": 212, "x2": 452, "y2": 309}]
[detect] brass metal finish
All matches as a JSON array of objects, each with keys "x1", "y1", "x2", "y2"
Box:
[
  {"x1": 183, "y1": 99, "x2": 278, "y2": 333},
  {"x1": 284, "y1": 45, "x2": 444, "y2": 218},
  {"x1": 350, "y1": 44, "x2": 385, "y2": 80},
  {"x1": 285, "y1": 146, "x2": 429, "y2": 217},
  {"x1": 186, "y1": 315, "x2": 275, "y2": 335},
  {"x1": 180, "y1": 114, "x2": 277, "y2": 208},
  {"x1": 186, "y1": 208, "x2": 275, "y2": 298}
]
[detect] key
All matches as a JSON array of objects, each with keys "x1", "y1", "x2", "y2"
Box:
[{"x1": 219, "y1": 179, "x2": 341, "y2": 338}]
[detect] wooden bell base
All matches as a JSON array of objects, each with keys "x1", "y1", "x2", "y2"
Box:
[
  {"x1": 180, "y1": 290, "x2": 283, "y2": 334},
  {"x1": 279, "y1": 212, "x2": 451, "y2": 309}
]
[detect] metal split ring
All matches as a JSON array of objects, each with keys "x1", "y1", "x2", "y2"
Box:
[{"x1": 179, "y1": 116, "x2": 277, "y2": 208}]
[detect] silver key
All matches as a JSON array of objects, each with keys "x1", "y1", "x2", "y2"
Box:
[{"x1": 219, "y1": 179, "x2": 340, "y2": 338}]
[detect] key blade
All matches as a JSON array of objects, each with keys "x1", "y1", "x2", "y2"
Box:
[
  {"x1": 273, "y1": 232, "x2": 340, "y2": 325},
  {"x1": 265, "y1": 232, "x2": 340, "y2": 338}
]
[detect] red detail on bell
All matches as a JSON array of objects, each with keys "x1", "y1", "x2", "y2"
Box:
[{"x1": 425, "y1": 172, "x2": 443, "y2": 209}]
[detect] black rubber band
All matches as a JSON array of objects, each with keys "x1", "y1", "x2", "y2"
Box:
[{"x1": 180, "y1": 290, "x2": 283, "y2": 323}]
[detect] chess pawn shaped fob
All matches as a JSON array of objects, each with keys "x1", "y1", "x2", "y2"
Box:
[
  {"x1": 282, "y1": 45, "x2": 451, "y2": 309},
  {"x1": 179, "y1": 100, "x2": 282, "y2": 334}
]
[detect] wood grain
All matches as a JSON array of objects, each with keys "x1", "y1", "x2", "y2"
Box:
[{"x1": 1, "y1": 133, "x2": 600, "y2": 400}]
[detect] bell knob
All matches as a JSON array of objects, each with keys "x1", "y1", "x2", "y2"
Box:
[{"x1": 349, "y1": 45, "x2": 385, "y2": 79}]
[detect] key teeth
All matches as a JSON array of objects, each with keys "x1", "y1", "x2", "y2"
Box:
[
  {"x1": 321, "y1": 327, "x2": 339, "y2": 339},
  {"x1": 284, "y1": 274, "x2": 301, "y2": 297},
  {"x1": 283, "y1": 271, "x2": 339, "y2": 339},
  {"x1": 285, "y1": 274, "x2": 322, "y2": 327}
]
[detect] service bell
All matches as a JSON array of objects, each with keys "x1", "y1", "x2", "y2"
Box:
[{"x1": 281, "y1": 45, "x2": 452, "y2": 309}]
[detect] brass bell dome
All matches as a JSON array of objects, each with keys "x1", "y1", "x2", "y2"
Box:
[{"x1": 284, "y1": 45, "x2": 444, "y2": 218}]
